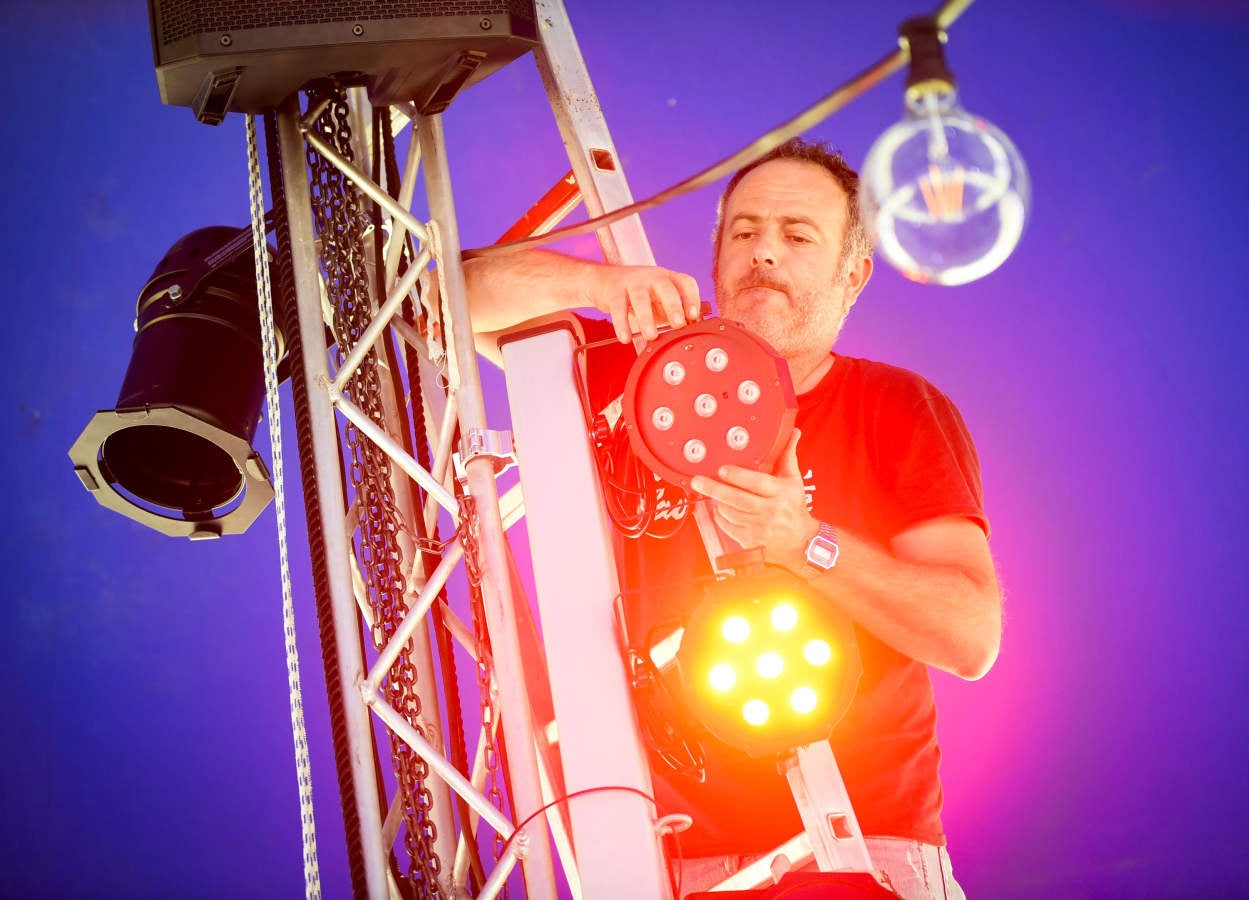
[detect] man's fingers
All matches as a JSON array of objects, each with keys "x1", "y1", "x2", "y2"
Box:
[
  {"x1": 651, "y1": 277, "x2": 688, "y2": 331},
  {"x1": 775, "y1": 429, "x2": 802, "y2": 478},
  {"x1": 675, "y1": 272, "x2": 703, "y2": 321},
  {"x1": 690, "y1": 476, "x2": 759, "y2": 513},
  {"x1": 626, "y1": 283, "x2": 658, "y2": 340},
  {"x1": 716, "y1": 464, "x2": 777, "y2": 496},
  {"x1": 608, "y1": 295, "x2": 632, "y2": 343},
  {"x1": 600, "y1": 266, "x2": 701, "y2": 343}
]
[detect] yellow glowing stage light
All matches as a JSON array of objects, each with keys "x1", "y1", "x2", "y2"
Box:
[{"x1": 670, "y1": 567, "x2": 863, "y2": 758}]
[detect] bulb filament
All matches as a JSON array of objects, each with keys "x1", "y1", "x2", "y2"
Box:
[{"x1": 919, "y1": 163, "x2": 965, "y2": 221}]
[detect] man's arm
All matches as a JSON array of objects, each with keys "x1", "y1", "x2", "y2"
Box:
[
  {"x1": 462, "y1": 249, "x2": 702, "y2": 366},
  {"x1": 690, "y1": 429, "x2": 1002, "y2": 681}
]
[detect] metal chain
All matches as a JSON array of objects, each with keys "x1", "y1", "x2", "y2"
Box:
[
  {"x1": 459, "y1": 496, "x2": 508, "y2": 875},
  {"x1": 304, "y1": 86, "x2": 444, "y2": 897},
  {"x1": 247, "y1": 113, "x2": 322, "y2": 900}
]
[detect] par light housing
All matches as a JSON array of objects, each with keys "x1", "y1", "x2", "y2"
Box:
[
  {"x1": 622, "y1": 318, "x2": 796, "y2": 488},
  {"x1": 659, "y1": 567, "x2": 862, "y2": 759}
]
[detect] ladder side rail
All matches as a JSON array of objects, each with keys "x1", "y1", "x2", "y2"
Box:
[
  {"x1": 532, "y1": 0, "x2": 657, "y2": 268},
  {"x1": 518, "y1": 0, "x2": 676, "y2": 894}
]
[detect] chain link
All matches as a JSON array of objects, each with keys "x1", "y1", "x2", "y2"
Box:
[{"x1": 305, "y1": 86, "x2": 443, "y2": 896}]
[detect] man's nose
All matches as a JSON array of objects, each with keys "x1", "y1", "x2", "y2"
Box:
[{"x1": 751, "y1": 236, "x2": 779, "y2": 269}]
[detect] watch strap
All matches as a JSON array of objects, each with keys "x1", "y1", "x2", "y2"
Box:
[{"x1": 802, "y1": 521, "x2": 839, "y2": 579}]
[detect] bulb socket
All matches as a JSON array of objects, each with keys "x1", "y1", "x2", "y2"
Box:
[{"x1": 899, "y1": 16, "x2": 956, "y2": 99}]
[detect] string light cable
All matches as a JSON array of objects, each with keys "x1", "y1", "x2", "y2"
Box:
[{"x1": 462, "y1": 0, "x2": 976, "y2": 261}]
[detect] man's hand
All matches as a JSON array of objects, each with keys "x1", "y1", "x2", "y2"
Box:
[
  {"x1": 591, "y1": 264, "x2": 702, "y2": 343},
  {"x1": 463, "y1": 250, "x2": 702, "y2": 365},
  {"x1": 689, "y1": 429, "x2": 814, "y2": 569},
  {"x1": 692, "y1": 426, "x2": 1002, "y2": 679}
]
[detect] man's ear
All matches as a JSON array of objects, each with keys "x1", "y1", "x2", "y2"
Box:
[{"x1": 845, "y1": 254, "x2": 873, "y2": 304}]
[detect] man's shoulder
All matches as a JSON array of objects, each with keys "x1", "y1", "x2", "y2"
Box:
[{"x1": 832, "y1": 353, "x2": 949, "y2": 406}]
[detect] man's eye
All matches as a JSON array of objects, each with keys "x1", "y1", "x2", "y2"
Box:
[
  {"x1": 788, "y1": 233, "x2": 812, "y2": 244},
  {"x1": 732, "y1": 231, "x2": 755, "y2": 241}
]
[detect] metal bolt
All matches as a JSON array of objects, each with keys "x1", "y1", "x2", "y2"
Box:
[
  {"x1": 512, "y1": 828, "x2": 530, "y2": 859},
  {"x1": 352, "y1": 23, "x2": 364, "y2": 36},
  {"x1": 479, "y1": 17, "x2": 493, "y2": 30},
  {"x1": 219, "y1": 34, "x2": 232, "y2": 47},
  {"x1": 168, "y1": 284, "x2": 183, "y2": 301}
]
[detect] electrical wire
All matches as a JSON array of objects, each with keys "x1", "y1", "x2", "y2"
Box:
[
  {"x1": 461, "y1": 0, "x2": 974, "y2": 261},
  {"x1": 495, "y1": 785, "x2": 684, "y2": 899},
  {"x1": 568, "y1": 337, "x2": 694, "y2": 540}
]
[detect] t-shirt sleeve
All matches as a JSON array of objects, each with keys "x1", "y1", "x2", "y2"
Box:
[
  {"x1": 871, "y1": 375, "x2": 989, "y2": 539},
  {"x1": 577, "y1": 312, "x2": 639, "y2": 413}
]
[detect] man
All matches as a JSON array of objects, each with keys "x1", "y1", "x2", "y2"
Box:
[{"x1": 464, "y1": 138, "x2": 1002, "y2": 899}]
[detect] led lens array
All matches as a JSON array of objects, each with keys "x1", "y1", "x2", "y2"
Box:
[
  {"x1": 622, "y1": 319, "x2": 797, "y2": 487},
  {"x1": 672, "y1": 568, "x2": 863, "y2": 759},
  {"x1": 701, "y1": 600, "x2": 837, "y2": 732}
]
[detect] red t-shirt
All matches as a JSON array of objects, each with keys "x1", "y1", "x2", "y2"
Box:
[{"x1": 581, "y1": 317, "x2": 989, "y2": 855}]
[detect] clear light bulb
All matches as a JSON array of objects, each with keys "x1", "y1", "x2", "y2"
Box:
[{"x1": 860, "y1": 22, "x2": 1030, "y2": 286}]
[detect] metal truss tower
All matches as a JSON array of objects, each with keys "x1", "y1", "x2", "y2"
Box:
[{"x1": 257, "y1": 2, "x2": 672, "y2": 896}]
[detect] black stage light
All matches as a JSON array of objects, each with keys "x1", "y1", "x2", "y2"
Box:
[{"x1": 69, "y1": 226, "x2": 283, "y2": 539}]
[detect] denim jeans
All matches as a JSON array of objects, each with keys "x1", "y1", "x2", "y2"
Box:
[{"x1": 677, "y1": 837, "x2": 967, "y2": 899}]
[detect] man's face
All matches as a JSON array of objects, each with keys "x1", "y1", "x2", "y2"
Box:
[{"x1": 714, "y1": 158, "x2": 865, "y2": 362}]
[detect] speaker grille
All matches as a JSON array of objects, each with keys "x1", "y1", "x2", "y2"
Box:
[
  {"x1": 156, "y1": 0, "x2": 534, "y2": 45},
  {"x1": 149, "y1": 0, "x2": 538, "y2": 117}
]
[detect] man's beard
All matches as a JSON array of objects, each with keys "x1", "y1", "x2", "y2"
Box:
[{"x1": 715, "y1": 271, "x2": 844, "y2": 359}]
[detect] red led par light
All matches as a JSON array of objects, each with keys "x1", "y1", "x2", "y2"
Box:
[{"x1": 621, "y1": 319, "x2": 796, "y2": 487}]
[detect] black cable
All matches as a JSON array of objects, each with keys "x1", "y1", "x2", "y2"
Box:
[
  {"x1": 570, "y1": 337, "x2": 694, "y2": 540},
  {"x1": 495, "y1": 784, "x2": 684, "y2": 899}
]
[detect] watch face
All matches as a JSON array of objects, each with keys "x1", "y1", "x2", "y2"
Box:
[{"x1": 807, "y1": 534, "x2": 839, "y2": 569}]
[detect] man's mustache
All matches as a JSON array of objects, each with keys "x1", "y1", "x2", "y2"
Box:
[{"x1": 734, "y1": 272, "x2": 791, "y2": 294}]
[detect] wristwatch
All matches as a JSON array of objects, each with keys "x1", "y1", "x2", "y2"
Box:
[{"x1": 803, "y1": 521, "x2": 839, "y2": 579}]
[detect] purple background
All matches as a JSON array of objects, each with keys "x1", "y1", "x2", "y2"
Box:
[{"x1": 3, "y1": 1, "x2": 1247, "y2": 897}]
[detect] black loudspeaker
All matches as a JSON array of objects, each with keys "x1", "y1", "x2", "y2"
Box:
[
  {"x1": 69, "y1": 227, "x2": 282, "y2": 539},
  {"x1": 147, "y1": 0, "x2": 539, "y2": 123}
]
